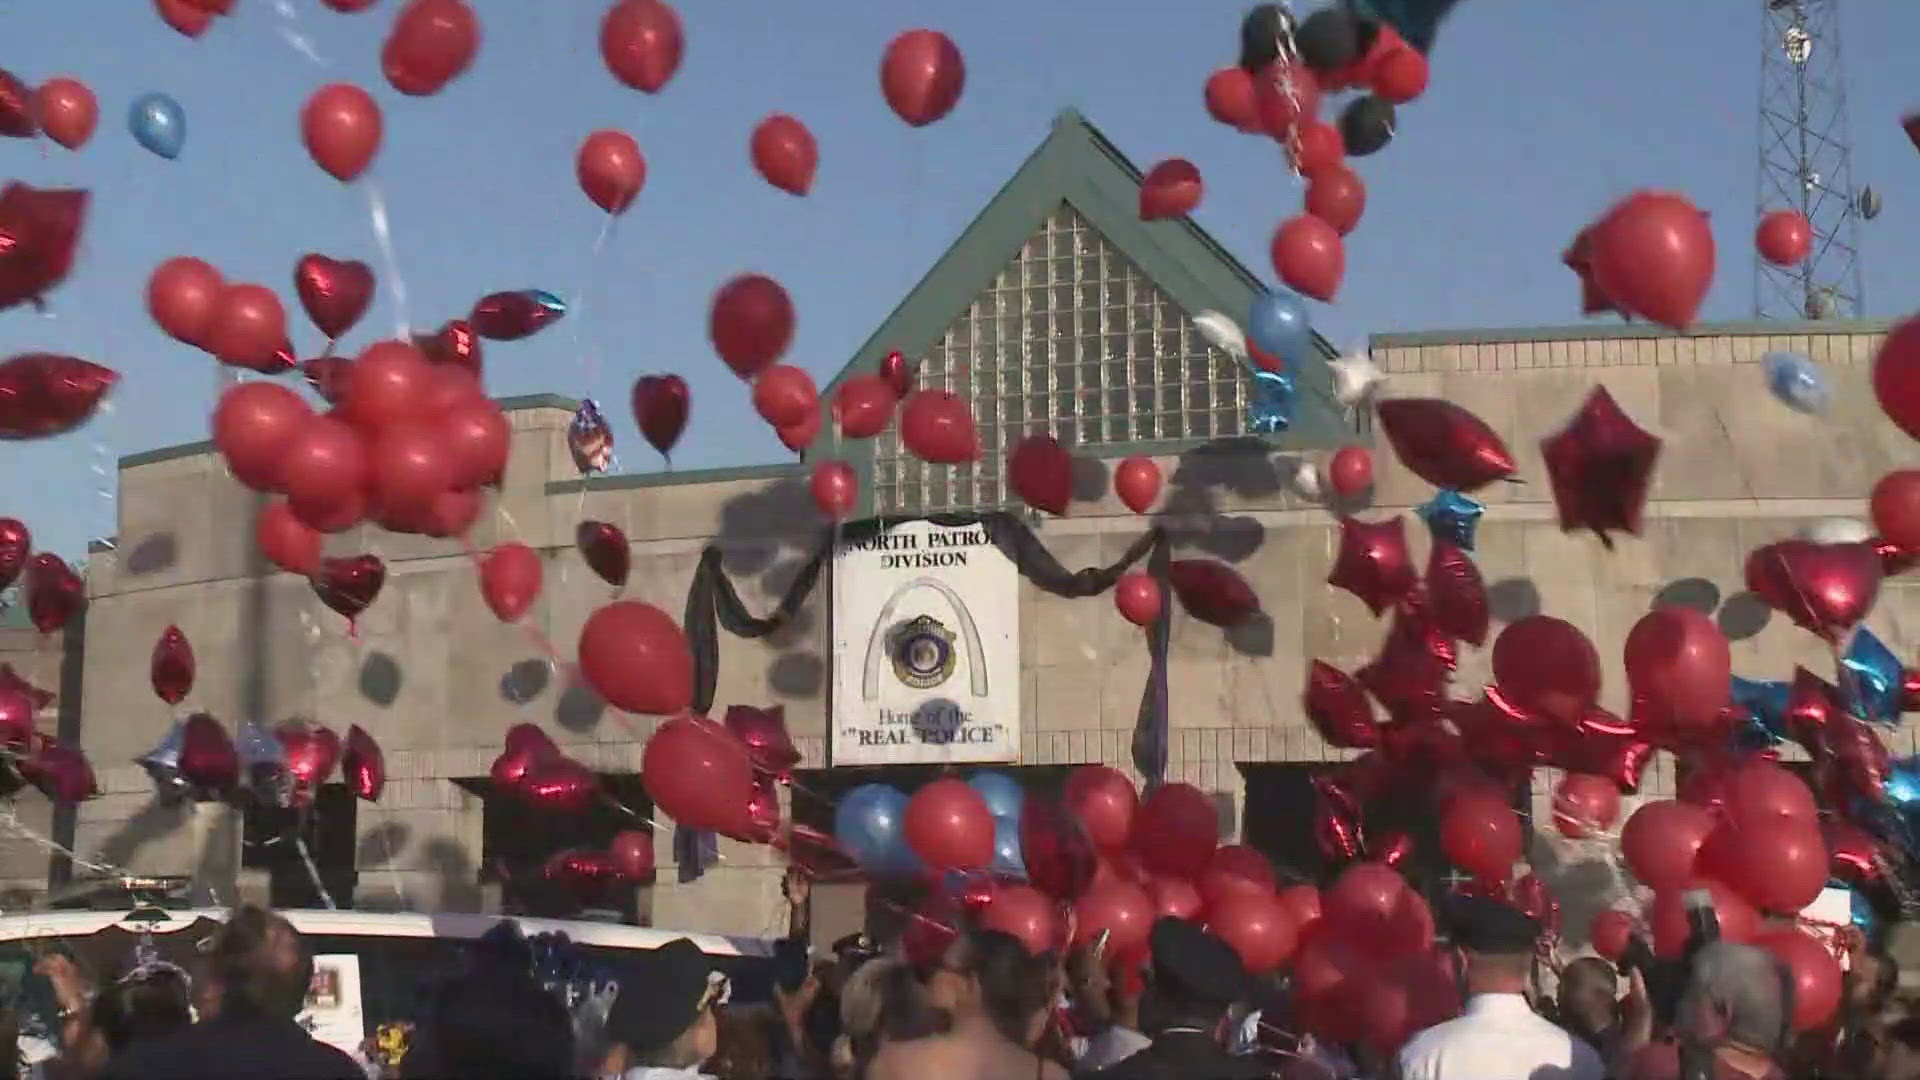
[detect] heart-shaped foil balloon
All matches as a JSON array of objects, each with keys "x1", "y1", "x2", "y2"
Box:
[
  {"x1": 729, "y1": 773, "x2": 782, "y2": 844},
  {"x1": 517, "y1": 755, "x2": 600, "y2": 815},
  {"x1": 275, "y1": 720, "x2": 341, "y2": 804},
  {"x1": 24, "y1": 553, "x2": 82, "y2": 633},
  {"x1": 0, "y1": 184, "x2": 87, "y2": 313},
  {"x1": 567, "y1": 399, "x2": 616, "y2": 475},
  {"x1": 150, "y1": 625, "x2": 195, "y2": 705},
  {"x1": 575, "y1": 521, "x2": 630, "y2": 588},
  {"x1": 1744, "y1": 539, "x2": 1883, "y2": 642},
  {"x1": 0, "y1": 688, "x2": 35, "y2": 749},
  {"x1": 469, "y1": 289, "x2": 565, "y2": 341},
  {"x1": 723, "y1": 704, "x2": 801, "y2": 778},
  {"x1": 413, "y1": 319, "x2": 482, "y2": 375},
  {"x1": 630, "y1": 375, "x2": 689, "y2": 462},
  {"x1": 543, "y1": 848, "x2": 623, "y2": 894},
  {"x1": 178, "y1": 712, "x2": 239, "y2": 797},
  {"x1": 293, "y1": 254, "x2": 375, "y2": 340},
  {"x1": 0, "y1": 664, "x2": 50, "y2": 710},
  {"x1": 303, "y1": 355, "x2": 350, "y2": 404},
  {"x1": 491, "y1": 722, "x2": 558, "y2": 790},
  {"x1": 878, "y1": 350, "x2": 915, "y2": 398},
  {"x1": 23, "y1": 739, "x2": 94, "y2": 803},
  {"x1": 0, "y1": 355, "x2": 117, "y2": 440},
  {"x1": 343, "y1": 724, "x2": 385, "y2": 802},
  {"x1": 312, "y1": 555, "x2": 386, "y2": 630},
  {"x1": 0, "y1": 517, "x2": 29, "y2": 591},
  {"x1": 609, "y1": 828, "x2": 655, "y2": 882}
]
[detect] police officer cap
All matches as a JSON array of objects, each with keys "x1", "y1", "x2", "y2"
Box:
[
  {"x1": 1444, "y1": 894, "x2": 1541, "y2": 955},
  {"x1": 1147, "y1": 917, "x2": 1248, "y2": 1007}
]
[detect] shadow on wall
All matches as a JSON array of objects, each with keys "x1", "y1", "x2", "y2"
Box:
[
  {"x1": 1650, "y1": 576, "x2": 1772, "y2": 641},
  {"x1": 1159, "y1": 438, "x2": 1278, "y2": 564},
  {"x1": 711, "y1": 475, "x2": 828, "y2": 700},
  {"x1": 93, "y1": 797, "x2": 190, "y2": 873},
  {"x1": 354, "y1": 821, "x2": 482, "y2": 912},
  {"x1": 124, "y1": 533, "x2": 178, "y2": 577}
]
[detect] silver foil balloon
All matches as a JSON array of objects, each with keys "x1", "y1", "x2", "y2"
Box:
[
  {"x1": 135, "y1": 719, "x2": 190, "y2": 804},
  {"x1": 234, "y1": 718, "x2": 290, "y2": 808},
  {"x1": 1762, "y1": 351, "x2": 1830, "y2": 414}
]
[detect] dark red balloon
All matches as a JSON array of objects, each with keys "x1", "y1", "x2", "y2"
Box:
[
  {"x1": 1207, "y1": 890, "x2": 1296, "y2": 975},
  {"x1": 1326, "y1": 516, "x2": 1414, "y2": 617},
  {"x1": 303, "y1": 356, "x2": 350, "y2": 404},
  {"x1": 880, "y1": 29, "x2": 965, "y2": 127},
  {"x1": 1550, "y1": 773, "x2": 1620, "y2": 839},
  {"x1": 294, "y1": 254, "x2": 374, "y2": 340},
  {"x1": 150, "y1": 625, "x2": 195, "y2": 705},
  {"x1": 575, "y1": 520, "x2": 630, "y2": 588},
  {"x1": 1289, "y1": 121, "x2": 1343, "y2": 176},
  {"x1": 577, "y1": 130, "x2": 646, "y2": 214},
  {"x1": 1588, "y1": 191, "x2": 1715, "y2": 330},
  {"x1": 1589, "y1": 909, "x2": 1635, "y2": 963},
  {"x1": 1439, "y1": 790, "x2": 1522, "y2": 884},
  {"x1": 1492, "y1": 615, "x2": 1601, "y2": 726},
  {"x1": 24, "y1": 554, "x2": 81, "y2": 633},
  {"x1": 641, "y1": 713, "x2": 756, "y2": 835},
  {"x1": 1375, "y1": 398, "x2": 1515, "y2": 492},
  {"x1": 809, "y1": 460, "x2": 857, "y2": 519},
  {"x1": 834, "y1": 375, "x2": 896, "y2": 439},
  {"x1": 276, "y1": 721, "x2": 342, "y2": 802},
  {"x1": 0, "y1": 184, "x2": 85, "y2": 313},
  {"x1": 1744, "y1": 539, "x2": 1882, "y2": 642},
  {"x1": 1306, "y1": 166, "x2": 1366, "y2": 236},
  {"x1": 1562, "y1": 225, "x2": 1623, "y2": 317},
  {"x1": 343, "y1": 724, "x2": 386, "y2": 801},
  {"x1": 414, "y1": 319, "x2": 482, "y2": 376},
  {"x1": 517, "y1": 754, "x2": 600, "y2": 815},
  {"x1": 750, "y1": 114, "x2": 818, "y2": 196},
  {"x1": 1112, "y1": 572, "x2": 1162, "y2": 627},
  {"x1": 610, "y1": 828, "x2": 655, "y2": 881},
  {"x1": 148, "y1": 257, "x2": 224, "y2": 346},
  {"x1": 1113, "y1": 456, "x2": 1161, "y2": 514},
  {"x1": 0, "y1": 71, "x2": 34, "y2": 138},
  {"x1": 578, "y1": 601, "x2": 692, "y2": 715},
  {"x1": 1168, "y1": 559, "x2": 1261, "y2": 626},
  {"x1": 23, "y1": 740, "x2": 94, "y2": 804},
  {"x1": 1130, "y1": 782, "x2": 1218, "y2": 879},
  {"x1": 1304, "y1": 660, "x2": 1379, "y2": 749},
  {"x1": 600, "y1": 0, "x2": 683, "y2": 93},
  {"x1": 470, "y1": 291, "x2": 562, "y2": 341},
  {"x1": 0, "y1": 519, "x2": 27, "y2": 592},
  {"x1": 1270, "y1": 214, "x2": 1344, "y2": 301},
  {"x1": 1540, "y1": 385, "x2": 1662, "y2": 545},
  {"x1": 1624, "y1": 606, "x2": 1730, "y2": 740},
  {"x1": 709, "y1": 275, "x2": 794, "y2": 380},
  {"x1": 899, "y1": 389, "x2": 979, "y2": 463},
  {"x1": 1021, "y1": 794, "x2": 1099, "y2": 900},
  {"x1": 0, "y1": 354, "x2": 117, "y2": 439},
  {"x1": 179, "y1": 713, "x2": 238, "y2": 793},
  {"x1": 382, "y1": 0, "x2": 479, "y2": 96},
  {"x1": 1649, "y1": 879, "x2": 1757, "y2": 957},
  {"x1": 878, "y1": 350, "x2": 914, "y2": 398},
  {"x1": 312, "y1": 555, "x2": 385, "y2": 626},
  {"x1": 723, "y1": 704, "x2": 800, "y2": 778},
  {"x1": 1008, "y1": 434, "x2": 1073, "y2": 515},
  {"x1": 1874, "y1": 317, "x2": 1920, "y2": 441},
  {"x1": 1139, "y1": 159, "x2": 1202, "y2": 221},
  {"x1": 301, "y1": 83, "x2": 383, "y2": 182},
  {"x1": 1871, "y1": 471, "x2": 1920, "y2": 552},
  {"x1": 1426, "y1": 541, "x2": 1488, "y2": 646},
  {"x1": 631, "y1": 373, "x2": 691, "y2": 461}
]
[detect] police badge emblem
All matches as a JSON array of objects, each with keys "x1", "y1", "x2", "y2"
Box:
[{"x1": 887, "y1": 614, "x2": 957, "y2": 690}]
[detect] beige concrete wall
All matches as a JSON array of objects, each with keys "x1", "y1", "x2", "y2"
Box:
[{"x1": 14, "y1": 322, "x2": 1915, "y2": 937}]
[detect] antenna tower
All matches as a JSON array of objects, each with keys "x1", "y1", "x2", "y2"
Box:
[{"x1": 1754, "y1": 0, "x2": 1866, "y2": 320}]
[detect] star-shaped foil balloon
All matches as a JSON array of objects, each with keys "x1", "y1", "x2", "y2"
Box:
[
  {"x1": 1729, "y1": 675, "x2": 1790, "y2": 747},
  {"x1": 1844, "y1": 627, "x2": 1904, "y2": 723},
  {"x1": 1415, "y1": 489, "x2": 1484, "y2": 550},
  {"x1": 1539, "y1": 385, "x2": 1661, "y2": 548},
  {"x1": 1327, "y1": 349, "x2": 1385, "y2": 408},
  {"x1": 1248, "y1": 369, "x2": 1295, "y2": 433}
]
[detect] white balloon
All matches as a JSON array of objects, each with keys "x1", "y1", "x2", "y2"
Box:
[
  {"x1": 1192, "y1": 310, "x2": 1248, "y2": 359},
  {"x1": 1292, "y1": 460, "x2": 1323, "y2": 501},
  {"x1": 1800, "y1": 518, "x2": 1872, "y2": 544},
  {"x1": 1327, "y1": 350, "x2": 1385, "y2": 407}
]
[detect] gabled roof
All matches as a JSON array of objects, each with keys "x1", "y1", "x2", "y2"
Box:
[{"x1": 816, "y1": 108, "x2": 1350, "y2": 450}]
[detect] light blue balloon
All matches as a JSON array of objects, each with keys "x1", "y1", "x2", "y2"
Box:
[
  {"x1": 989, "y1": 815, "x2": 1026, "y2": 880},
  {"x1": 1247, "y1": 290, "x2": 1312, "y2": 366},
  {"x1": 129, "y1": 93, "x2": 186, "y2": 160},
  {"x1": 1761, "y1": 351, "x2": 1829, "y2": 414},
  {"x1": 1247, "y1": 369, "x2": 1295, "y2": 433},
  {"x1": 967, "y1": 771, "x2": 1024, "y2": 820},
  {"x1": 1844, "y1": 627, "x2": 1903, "y2": 723},
  {"x1": 833, "y1": 784, "x2": 914, "y2": 877}
]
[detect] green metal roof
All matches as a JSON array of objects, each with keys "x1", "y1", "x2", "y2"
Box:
[{"x1": 1371, "y1": 318, "x2": 1893, "y2": 349}]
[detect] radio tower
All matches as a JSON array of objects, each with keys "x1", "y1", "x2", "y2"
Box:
[{"x1": 1754, "y1": 0, "x2": 1867, "y2": 320}]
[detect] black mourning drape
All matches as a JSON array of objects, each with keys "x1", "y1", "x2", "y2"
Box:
[{"x1": 682, "y1": 511, "x2": 1173, "y2": 783}]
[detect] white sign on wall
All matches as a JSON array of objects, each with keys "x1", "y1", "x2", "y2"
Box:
[{"x1": 831, "y1": 520, "x2": 1020, "y2": 765}]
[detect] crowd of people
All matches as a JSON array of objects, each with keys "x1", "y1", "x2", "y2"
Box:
[{"x1": 4, "y1": 877, "x2": 1920, "y2": 1078}]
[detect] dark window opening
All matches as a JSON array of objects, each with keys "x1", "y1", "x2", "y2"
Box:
[
  {"x1": 459, "y1": 772, "x2": 653, "y2": 924},
  {"x1": 242, "y1": 785, "x2": 358, "y2": 909}
]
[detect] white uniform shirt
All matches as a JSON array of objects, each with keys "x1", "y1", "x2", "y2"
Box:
[{"x1": 1397, "y1": 994, "x2": 1604, "y2": 1080}]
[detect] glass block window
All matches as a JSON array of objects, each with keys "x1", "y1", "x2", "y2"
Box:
[{"x1": 872, "y1": 202, "x2": 1251, "y2": 514}]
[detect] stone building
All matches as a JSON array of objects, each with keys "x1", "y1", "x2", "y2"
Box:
[{"x1": 2, "y1": 110, "x2": 1912, "y2": 945}]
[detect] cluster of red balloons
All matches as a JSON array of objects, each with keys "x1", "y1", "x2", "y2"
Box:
[
  {"x1": 1564, "y1": 191, "x2": 1715, "y2": 330},
  {"x1": 0, "y1": 519, "x2": 81, "y2": 638},
  {"x1": 1292, "y1": 862, "x2": 1455, "y2": 1053}
]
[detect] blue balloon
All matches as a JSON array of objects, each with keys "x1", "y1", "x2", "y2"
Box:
[
  {"x1": 1844, "y1": 627, "x2": 1903, "y2": 723},
  {"x1": 1247, "y1": 290, "x2": 1312, "y2": 365},
  {"x1": 1887, "y1": 757, "x2": 1920, "y2": 810},
  {"x1": 1247, "y1": 369, "x2": 1295, "y2": 433},
  {"x1": 1852, "y1": 888, "x2": 1879, "y2": 939},
  {"x1": 1761, "y1": 351, "x2": 1829, "y2": 414},
  {"x1": 967, "y1": 771, "x2": 1024, "y2": 820},
  {"x1": 1415, "y1": 490, "x2": 1485, "y2": 550},
  {"x1": 833, "y1": 784, "x2": 914, "y2": 877},
  {"x1": 1729, "y1": 676, "x2": 1790, "y2": 747},
  {"x1": 989, "y1": 815, "x2": 1026, "y2": 880},
  {"x1": 129, "y1": 93, "x2": 186, "y2": 160}
]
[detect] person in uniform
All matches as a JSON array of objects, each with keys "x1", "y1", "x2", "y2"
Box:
[
  {"x1": 1397, "y1": 895, "x2": 1605, "y2": 1080},
  {"x1": 1084, "y1": 918, "x2": 1266, "y2": 1080}
]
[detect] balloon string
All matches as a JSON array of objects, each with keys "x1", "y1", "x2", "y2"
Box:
[
  {"x1": 568, "y1": 212, "x2": 620, "y2": 391},
  {"x1": 272, "y1": 0, "x2": 331, "y2": 67},
  {"x1": 364, "y1": 180, "x2": 412, "y2": 340},
  {"x1": 0, "y1": 806, "x2": 123, "y2": 877},
  {"x1": 294, "y1": 833, "x2": 338, "y2": 910},
  {"x1": 378, "y1": 813, "x2": 406, "y2": 906}
]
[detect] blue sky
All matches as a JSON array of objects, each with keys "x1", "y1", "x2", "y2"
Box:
[{"x1": 2, "y1": 1, "x2": 1917, "y2": 559}]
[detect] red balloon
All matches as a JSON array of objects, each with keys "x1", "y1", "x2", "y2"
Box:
[
  {"x1": 279, "y1": 416, "x2": 370, "y2": 532},
  {"x1": 312, "y1": 554, "x2": 385, "y2": 626},
  {"x1": 1254, "y1": 62, "x2": 1320, "y2": 140},
  {"x1": 1112, "y1": 572, "x2": 1162, "y2": 627},
  {"x1": 1277, "y1": 884, "x2": 1321, "y2": 930},
  {"x1": 1327, "y1": 516, "x2": 1414, "y2": 617},
  {"x1": 301, "y1": 84, "x2": 382, "y2": 182},
  {"x1": 292, "y1": 254, "x2": 374, "y2": 341},
  {"x1": 1130, "y1": 782, "x2": 1217, "y2": 879},
  {"x1": 1203, "y1": 67, "x2": 1260, "y2": 131},
  {"x1": 710, "y1": 274, "x2": 794, "y2": 380},
  {"x1": 1375, "y1": 398, "x2": 1516, "y2": 492},
  {"x1": 1139, "y1": 158, "x2": 1202, "y2": 221},
  {"x1": 1327, "y1": 446, "x2": 1372, "y2": 497},
  {"x1": 213, "y1": 381, "x2": 312, "y2": 491},
  {"x1": 0, "y1": 71, "x2": 31, "y2": 139},
  {"x1": 752, "y1": 364, "x2": 817, "y2": 429},
  {"x1": 1743, "y1": 539, "x2": 1881, "y2": 641},
  {"x1": 1872, "y1": 471, "x2": 1920, "y2": 552},
  {"x1": 438, "y1": 398, "x2": 509, "y2": 490},
  {"x1": 1621, "y1": 799, "x2": 1713, "y2": 891},
  {"x1": 1624, "y1": 606, "x2": 1730, "y2": 739},
  {"x1": 1551, "y1": 773, "x2": 1620, "y2": 839},
  {"x1": 304, "y1": 356, "x2": 350, "y2": 404},
  {"x1": 1873, "y1": 317, "x2": 1920, "y2": 441},
  {"x1": 415, "y1": 318, "x2": 482, "y2": 375},
  {"x1": 34, "y1": 78, "x2": 96, "y2": 150},
  {"x1": 577, "y1": 130, "x2": 646, "y2": 214},
  {"x1": 345, "y1": 340, "x2": 432, "y2": 430},
  {"x1": 343, "y1": 724, "x2": 385, "y2": 801},
  {"x1": 205, "y1": 285, "x2": 289, "y2": 371},
  {"x1": 1112, "y1": 456, "x2": 1160, "y2": 514},
  {"x1": 1305, "y1": 164, "x2": 1366, "y2": 236},
  {"x1": 1020, "y1": 795, "x2": 1098, "y2": 901},
  {"x1": 147, "y1": 257, "x2": 225, "y2": 347},
  {"x1": 1425, "y1": 541, "x2": 1488, "y2": 647},
  {"x1": 275, "y1": 721, "x2": 341, "y2": 801},
  {"x1": 600, "y1": 0, "x2": 683, "y2": 93},
  {"x1": 1588, "y1": 191, "x2": 1715, "y2": 330},
  {"x1": 1062, "y1": 765, "x2": 1137, "y2": 852},
  {"x1": 1304, "y1": 661, "x2": 1380, "y2": 749},
  {"x1": 899, "y1": 389, "x2": 979, "y2": 463},
  {"x1": 905, "y1": 778, "x2": 994, "y2": 871},
  {"x1": 144, "y1": 624, "x2": 195, "y2": 706},
  {"x1": 0, "y1": 184, "x2": 86, "y2": 314},
  {"x1": 1371, "y1": 46, "x2": 1428, "y2": 103},
  {"x1": 573, "y1": 521, "x2": 629, "y2": 591},
  {"x1": 1199, "y1": 844, "x2": 1276, "y2": 908},
  {"x1": 479, "y1": 542, "x2": 541, "y2": 623},
  {"x1": 1146, "y1": 875, "x2": 1204, "y2": 921},
  {"x1": 880, "y1": 29, "x2": 965, "y2": 127},
  {"x1": 381, "y1": 0, "x2": 479, "y2": 96},
  {"x1": 257, "y1": 501, "x2": 322, "y2": 576},
  {"x1": 878, "y1": 350, "x2": 915, "y2": 397},
  {"x1": 980, "y1": 884, "x2": 1058, "y2": 956},
  {"x1": 1648, "y1": 879, "x2": 1757, "y2": 957},
  {"x1": 517, "y1": 754, "x2": 600, "y2": 814},
  {"x1": 1167, "y1": 559, "x2": 1260, "y2": 626},
  {"x1": 751, "y1": 114, "x2": 818, "y2": 196},
  {"x1": 1073, "y1": 881, "x2": 1153, "y2": 957},
  {"x1": 1589, "y1": 909, "x2": 1636, "y2": 962},
  {"x1": 1440, "y1": 790, "x2": 1522, "y2": 884},
  {"x1": 610, "y1": 828, "x2": 655, "y2": 881},
  {"x1": 631, "y1": 373, "x2": 690, "y2": 460},
  {"x1": 1008, "y1": 434, "x2": 1072, "y2": 515},
  {"x1": 1726, "y1": 757, "x2": 1817, "y2": 824},
  {"x1": 25, "y1": 740, "x2": 97, "y2": 803},
  {"x1": 0, "y1": 519, "x2": 25, "y2": 594},
  {"x1": 722, "y1": 704, "x2": 799, "y2": 779},
  {"x1": 1270, "y1": 214, "x2": 1344, "y2": 301},
  {"x1": 1492, "y1": 615, "x2": 1601, "y2": 725},
  {"x1": 177, "y1": 713, "x2": 237, "y2": 793},
  {"x1": 1208, "y1": 891, "x2": 1296, "y2": 975},
  {"x1": 1715, "y1": 816, "x2": 1826, "y2": 914},
  {"x1": 1323, "y1": 862, "x2": 1420, "y2": 955},
  {"x1": 578, "y1": 601, "x2": 692, "y2": 715},
  {"x1": 1755, "y1": 209, "x2": 1811, "y2": 267},
  {"x1": 1758, "y1": 928, "x2": 1843, "y2": 1031},
  {"x1": 155, "y1": 0, "x2": 214, "y2": 36},
  {"x1": 834, "y1": 375, "x2": 896, "y2": 438},
  {"x1": 777, "y1": 409, "x2": 820, "y2": 454},
  {"x1": 809, "y1": 461, "x2": 857, "y2": 519},
  {"x1": 0, "y1": 355, "x2": 115, "y2": 440},
  {"x1": 369, "y1": 421, "x2": 456, "y2": 515},
  {"x1": 1290, "y1": 121, "x2": 1343, "y2": 175},
  {"x1": 1541, "y1": 385, "x2": 1663, "y2": 545},
  {"x1": 643, "y1": 713, "x2": 756, "y2": 835}
]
